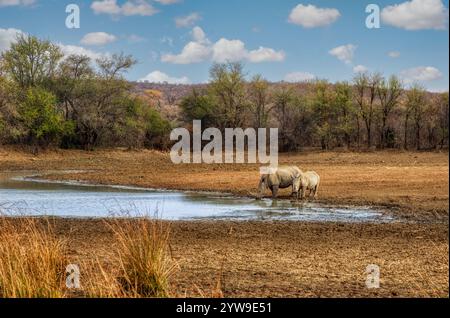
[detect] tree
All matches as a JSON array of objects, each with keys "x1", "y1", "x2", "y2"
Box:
[
  {"x1": 1, "y1": 34, "x2": 63, "y2": 88},
  {"x1": 311, "y1": 80, "x2": 336, "y2": 150},
  {"x1": 273, "y1": 85, "x2": 313, "y2": 151},
  {"x1": 248, "y1": 75, "x2": 272, "y2": 128},
  {"x1": 53, "y1": 54, "x2": 137, "y2": 149},
  {"x1": 405, "y1": 85, "x2": 427, "y2": 150},
  {"x1": 180, "y1": 89, "x2": 216, "y2": 127},
  {"x1": 209, "y1": 62, "x2": 250, "y2": 129},
  {"x1": 436, "y1": 92, "x2": 449, "y2": 149},
  {"x1": 17, "y1": 87, "x2": 71, "y2": 148},
  {"x1": 377, "y1": 75, "x2": 402, "y2": 148},
  {"x1": 333, "y1": 81, "x2": 356, "y2": 148},
  {"x1": 353, "y1": 72, "x2": 382, "y2": 148}
]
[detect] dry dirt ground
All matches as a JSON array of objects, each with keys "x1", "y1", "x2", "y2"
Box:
[{"x1": 0, "y1": 147, "x2": 448, "y2": 297}]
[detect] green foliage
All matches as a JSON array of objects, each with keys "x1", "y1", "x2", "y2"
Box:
[
  {"x1": 1, "y1": 34, "x2": 62, "y2": 88},
  {"x1": 180, "y1": 89, "x2": 216, "y2": 127},
  {"x1": 18, "y1": 87, "x2": 72, "y2": 146},
  {"x1": 209, "y1": 62, "x2": 250, "y2": 128}
]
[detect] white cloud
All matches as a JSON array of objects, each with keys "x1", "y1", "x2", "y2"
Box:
[
  {"x1": 288, "y1": 4, "x2": 340, "y2": 28},
  {"x1": 353, "y1": 65, "x2": 368, "y2": 73},
  {"x1": 381, "y1": 0, "x2": 448, "y2": 30},
  {"x1": 91, "y1": 0, "x2": 158, "y2": 17},
  {"x1": 81, "y1": 32, "x2": 117, "y2": 46},
  {"x1": 284, "y1": 72, "x2": 315, "y2": 82},
  {"x1": 190, "y1": 26, "x2": 208, "y2": 44},
  {"x1": 161, "y1": 41, "x2": 211, "y2": 64},
  {"x1": 154, "y1": 0, "x2": 182, "y2": 4},
  {"x1": 138, "y1": 70, "x2": 189, "y2": 84},
  {"x1": 388, "y1": 51, "x2": 401, "y2": 58},
  {"x1": 175, "y1": 12, "x2": 201, "y2": 28},
  {"x1": 0, "y1": 27, "x2": 22, "y2": 52},
  {"x1": 162, "y1": 26, "x2": 285, "y2": 64},
  {"x1": 212, "y1": 38, "x2": 247, "y2": 63},
  {"x1": 247, "y1": 47, "x2": 286, "y2": 63},
  {"x1": 0, "y1": 0, "x2": 35, "y2": 7},
  {"x1": 329, "y1": 44, "x2": 357, "y2": 64},
  {"x1": 400, "y1": 66, "x2": 443, "y2": 83},
  {"x1": 58, "y1": 44, "x2": 107, "y2": 61}
]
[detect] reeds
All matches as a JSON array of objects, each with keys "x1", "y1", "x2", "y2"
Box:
[{"x1": 0, "y1": 217, "x2": 68, "y2": 298}]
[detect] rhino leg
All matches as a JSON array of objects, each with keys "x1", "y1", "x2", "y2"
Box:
[
  {"x1": 313, "y1": 184, "x2": 319, "y2": 200},
  {"x1": 271, "y1": 185, "x2": 279, "y2": 199}
]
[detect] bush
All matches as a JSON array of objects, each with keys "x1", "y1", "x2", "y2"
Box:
[{"x1": 17, "y1": 87, "x2": 73, "y2": 147}]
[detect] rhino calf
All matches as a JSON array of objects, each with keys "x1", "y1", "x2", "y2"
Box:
[{"x1": 295, "y1": 171, "x2": 320, "y2": 200}]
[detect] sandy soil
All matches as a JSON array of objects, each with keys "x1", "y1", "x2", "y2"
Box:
[
  {"x1": 0, "y1": 147, "x2": 448, "y2": 297},
  {"x1": 46, "y1": 218, "x2": 448, "y2": 298}
]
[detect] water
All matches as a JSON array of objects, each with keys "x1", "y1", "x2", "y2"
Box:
[{"x1": 0, "y1": 172, "x2": 392, "y2": 222}]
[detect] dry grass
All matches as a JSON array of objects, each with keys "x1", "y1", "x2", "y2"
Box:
[
  {"x1": 0, "y1": 211, "x2": 178, "y2": 298},
  {"x1": 0, "y1": 217, "x2": 68, "y2": 298},
  {"x1": 94, "y1": 217, "x2": 178, "y2": 298}
]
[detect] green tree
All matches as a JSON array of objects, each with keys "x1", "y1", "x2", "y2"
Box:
[
  {"x1": 333, "y1": 81, "x2": 356, "y2": 148},
  {"x1": 1, "y1": 34, "x2": 63, "y2": 88},
  {"x1": 18, "y1": 87, "x2": 71, "y2": 147},
  {"x1": 311, "y1": 80, "x2": 336, "y2": 150},
  {"x1": 209, "y1": 62, "x2": 250, "y2": 128},
  {"x1": 180, "y1": 89, "x2": 216, "y2": 127}
]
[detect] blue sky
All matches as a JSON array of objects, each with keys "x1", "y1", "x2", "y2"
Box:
[{"x1": 0, "y1": 0, "x2": 448, "y2": 91}]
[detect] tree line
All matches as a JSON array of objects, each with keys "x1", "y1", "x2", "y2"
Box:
[
  {"x1": 0, "y1": 35, "x2": 448, "y2": 153},
  {"x1": 181, "y1": 63, "x2": 449, "y2": 151}
]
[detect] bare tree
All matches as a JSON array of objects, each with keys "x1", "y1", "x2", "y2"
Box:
[
  {"x1": 353, "y1": 72, "x2": 381, "y2": 148},
  {"x1": 377, "y1": 75, "x2": 403, "y2": 148}
]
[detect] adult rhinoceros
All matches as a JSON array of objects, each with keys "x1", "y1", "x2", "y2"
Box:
[{"x1": 257, "y1": 166, "x2": 302, "y2": 199}]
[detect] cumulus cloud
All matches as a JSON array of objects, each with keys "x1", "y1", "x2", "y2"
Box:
[
  {"x1": 91, "y1": 0, "x2": 158, "y2": 17},
  {"x1": 161, "y1": 26, "x2": 285, "y2": 64},
  {"x1": 162, "y1": 41, "x2": 211, "y2": 64},
  {"x1": 161, "y1": 28, "x2": 211, "y2": 64},
  {"x1": 138, "y1": 70, "x2": 189, "y2": 84},
  {"x1": 288, "y1": 4, "x2": 340, "y2": 28},
  {"x1": 81, "y1": 32, "x2": 117, "y2": 46},
  {"x1": 58, "y1": 44, "x2": 107, "y2": 61},
  {"x1": 175, "y1": 12, "x2": 201, "y2": 28},
  {"x1": 0, "y1": 27, "x2": 22, "y2": 52},
  {"x1": 400, "y1": 66, "x2": 443, "y2": 83},
  {"x1": 388, "y1": 51, "x2": 401, "y2": 58},
  {"x1": 0, "y1": 0, "x2": 35, "y2": 7},
  {"x1": 247, "y1": 47, "x2": 286, "y2": 63},
  {"x1": 329, "y1": 44, "x2": 357, "y2": 64},
  {"x1": 353, "y1": 65, "x2": 368, "y2": 73},
  {"x1": 211, "y1": 39, "x2": 247, "y2": 63},
  {"x1": 190, "y1": 26, "x2": 208, "y2": 43},
  {"x1": 284, "y1": 72, "x2": 315, "y2": 83},
  {"x1": 381, "y1": 0, "x2": 448, "y2": 30}
]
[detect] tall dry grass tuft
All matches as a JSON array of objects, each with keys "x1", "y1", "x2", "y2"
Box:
[
  {"x1": 107, "y1": 216, "x2": 178, "y2": 298},
  {"x1": 0, "y1": 217, "x2": 68, "y2": 298}
]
